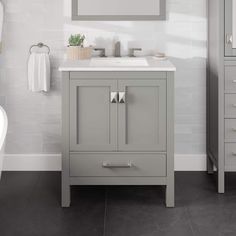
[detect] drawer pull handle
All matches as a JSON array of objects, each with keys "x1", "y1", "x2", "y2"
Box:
[
  {"x1": 233, "y1": 80, "x2": 236, "y2": 83},
  {"x1": 232, "y1": 128, "x2": 236, "y2": 132},
  {"x1": 102, "y1": 161, "x2": 133, "y2": 168},
  {"x1": 232, "y1": 152, "x2": 236, "y2": 156},
  {"x1": 110, "y1": 92, "x2": 118, "y2": 103},
  {"x1": 232, "y1": 104, "x2": 236, "y2": 108}
]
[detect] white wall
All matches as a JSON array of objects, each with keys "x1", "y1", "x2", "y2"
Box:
[{"x1": 0, "y1": 0, "x2": 207, "y2": 169}]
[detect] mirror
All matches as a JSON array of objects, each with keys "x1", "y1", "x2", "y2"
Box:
[{"x1": 72, "y1": 0, "x2": 166, "y2": 21}]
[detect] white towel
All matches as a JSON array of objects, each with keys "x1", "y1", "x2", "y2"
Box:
[
  {"x1": 28, "y1": 52, "x2": 50, "y2": 92},
  {"x1": 0, "y1": 2, "x2": 4, "y2": 52}
]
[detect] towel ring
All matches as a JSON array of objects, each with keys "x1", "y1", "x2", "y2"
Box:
[{"x1": 29, "y1": 42, "x2": 50, "y2": 54}]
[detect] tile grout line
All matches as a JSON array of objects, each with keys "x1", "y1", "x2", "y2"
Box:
[
  {"x1": 184, "y1": 206, "x2": 198, "y2": 236},
  {"x1": 103, "y1": 187, "x2": 108, "y2": 236}
]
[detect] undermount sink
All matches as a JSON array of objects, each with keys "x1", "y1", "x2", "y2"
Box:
[{"x1": 90, "y1": 57, "x2": 149, "y2": 67}]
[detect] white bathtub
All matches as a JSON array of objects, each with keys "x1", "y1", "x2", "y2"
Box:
[{"x1": 0, "y1": 106, "x2": 8, "y2": 179}]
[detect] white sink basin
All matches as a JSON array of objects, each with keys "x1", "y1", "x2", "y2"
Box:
[{"x1": 90, "y1": 57, "x2": 149, "y2": 67}]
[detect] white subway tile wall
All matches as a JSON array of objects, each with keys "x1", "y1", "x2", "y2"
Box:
[{"x1": 0, "y1": 0, "x2": 207, "y2": 155}]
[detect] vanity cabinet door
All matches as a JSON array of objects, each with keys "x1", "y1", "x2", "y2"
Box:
[
  {"x1": 225, "y1": 0, "x2": 236, "y2": 56},
  {"x1": 70, "y1": 80, "x2": 117, "y2": 151},
  {"x1": 118, "y1": 80, "x2": 166, "y2": 151}
]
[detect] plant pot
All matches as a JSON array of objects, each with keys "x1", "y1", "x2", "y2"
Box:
[{"x1": 67, "y1": 46, "x2": 93, "y2": 60}]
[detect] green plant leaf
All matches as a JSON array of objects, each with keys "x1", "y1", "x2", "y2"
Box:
[{"x1": 68, "y1": 34, "x2": 86, "y2": 46}]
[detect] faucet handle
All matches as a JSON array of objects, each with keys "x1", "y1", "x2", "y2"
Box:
[
  {"x1": 129, "y1": 48, "x2": 142, "y2": 57},
  {"x1": 94, "y1": 48, "x2": 107, "y2": 57},
  {"x1": 114, "y1": 41, "x2": 121, "y2": 57}
]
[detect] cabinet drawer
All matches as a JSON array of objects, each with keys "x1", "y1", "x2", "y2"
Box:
[
  {"x1": 225, "y1": 119, "x2": 236, "y2": 141},
  {"x1": 70, "y1": 153, "x2": 166, "y2": 177},
  {"x1": 225, "y1": 66, "x2": 236, "y2": 91},
  {"x1": 225, "y1": 143, "x2": 236, "y2": 171},
  {"x1": 225, "y1": 94, "x2": 236, "y2": 117}
]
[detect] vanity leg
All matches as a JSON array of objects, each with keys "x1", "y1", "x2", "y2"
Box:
[
  {"x1": 218, "y1": 168, "x2": 225, "y2": 194},
  {"x1": 165, "y1": 72, "x2": 175, "y2": 208},
  {"x1": 61, "y1": 72, "x2": 71, "y2": 207},
  {"x1": 62, "y1": 183, "x2": 71, "y2": 207},
  {"x1": 207, "y1": 155, "x2": 214, "y2": 174},
  {"x1": 166, "y1": 183, "x2": 175, "y2": 208}
]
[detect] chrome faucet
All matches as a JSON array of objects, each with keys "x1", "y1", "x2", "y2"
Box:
[
  {"x1": 129, "y1": 48, "x2": 142, "y2": 57},
  {"x1": 114, "y1": 41, "x2": 121, "y2": 57},
  {"x1": 94, "y1": 48, "x2": 106, "y2": 57}
]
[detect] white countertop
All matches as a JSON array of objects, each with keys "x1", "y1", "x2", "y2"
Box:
[{"x1": 59, "y1": 57, "x2": 176, "y2": 72}]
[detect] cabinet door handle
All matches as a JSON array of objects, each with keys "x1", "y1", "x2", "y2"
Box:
[
  {"x1": 118, "y1": 92, "x2": 126, "y2": 103},
  {"x1": 226, "y1": 34, "x2": 233, "y2": 44},
  {"x1": 232, "y1": 152, "x2": 236, "y2": 156},
  {"x1": 232, "y1": 128, "x2": 236, "y2": 132},
  {"x1": 232, "y1": 80, "x2": 236, "y2": 83},
  {"x1": 102, "y1": 161, "x2": 133, "y2": 168},
  {"x1": 232, "y1": 104, "x2": 236, "y2": 108},
  {"x1": 110, "y1": 92, "x2": 118, "y2": 103}
]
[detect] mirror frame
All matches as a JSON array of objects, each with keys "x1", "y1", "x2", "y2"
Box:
[{"x1": 71, "y1": 0, "x2": 166, "y2": 21}]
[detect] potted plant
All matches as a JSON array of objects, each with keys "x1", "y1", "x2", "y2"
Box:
[{"x1": 67, "y1": 34, "x2": 92, "y2": 60}]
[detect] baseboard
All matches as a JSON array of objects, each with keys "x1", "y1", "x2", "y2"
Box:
[
  {"x1": 174, "y1": 154, "x2": 207, "y2": 171},
  {"x1": 2, "y1": 154, "x2": 207, "y2": 171},
  {"x1": 3, "y1": 154, "x2": 61, "y2": 171}
]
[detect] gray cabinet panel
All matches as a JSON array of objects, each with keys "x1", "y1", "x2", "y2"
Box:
[
  {"x1": 225, "y1": 0, "x2": 236, "y2": 56},
  {"x1": 225, "y1": 119, "x2": 236, "y2": 141},
  {"x1": 70, "y1": 71, "x2": 167, "y2": 80},
  {"x1": 70, "y1": 80, "x2": 117, "y2": 151},
  {"x1": 225, "y1": 143, "x2": 236, "y2": 171},
  {"x1": 225, "y1": 66, "x2": 236, "y2": 91},
  {"x1": 118, "y1": 80, "x2": 166, "y2": 151},
  {"x1": 70, "y1": 153, "x2": 166, "y2": 177},
  {"x1": 225, "y1": 94, "x2": 236, "y2": 117}
]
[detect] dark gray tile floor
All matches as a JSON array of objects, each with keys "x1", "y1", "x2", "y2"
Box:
[{"x1": 0, "y1": 172, "x2": 236, "y2": 236}]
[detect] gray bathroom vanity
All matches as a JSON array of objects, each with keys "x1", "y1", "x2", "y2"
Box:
[{"x1": 59, "y1": 57, "x2": 176, "y2": 207}]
